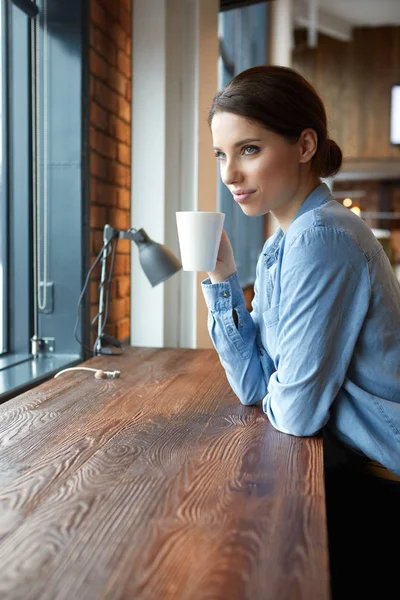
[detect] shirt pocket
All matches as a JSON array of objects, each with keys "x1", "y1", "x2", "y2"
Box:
[{"x1": 262, "y1": 304, "x2": 280, "y2": 358}]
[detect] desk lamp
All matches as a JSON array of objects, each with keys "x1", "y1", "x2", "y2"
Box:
[{"x1": 94, "y1": 224, "x2": 182, "y2": 356}]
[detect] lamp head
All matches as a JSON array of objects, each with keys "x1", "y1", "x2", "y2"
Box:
[{"x1": 131, "y1": 229, "x2": 182, "y2": 287}]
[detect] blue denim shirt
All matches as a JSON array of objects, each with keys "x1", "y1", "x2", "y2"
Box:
[{"x1": 202, "y1": 183, "x2": 400, "y2": 476}]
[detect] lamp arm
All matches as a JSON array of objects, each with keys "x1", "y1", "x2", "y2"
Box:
[
  {"x1": 94, "y1": 225, "x2": 119, "y2": 355},
  {"x1": 95, "y1": 225, "x2": 140, "y2": 355}
]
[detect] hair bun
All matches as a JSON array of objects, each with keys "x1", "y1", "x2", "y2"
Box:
[{"x1": 318, "y1": 138, "x2": 342, "y2": 178}]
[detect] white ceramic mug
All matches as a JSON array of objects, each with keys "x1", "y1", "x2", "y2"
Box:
[{"x1": 176, "y1": 211, "x2": 225, "y2": 272}]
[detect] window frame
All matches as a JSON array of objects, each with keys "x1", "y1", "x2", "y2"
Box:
[
  {"x1": 9, "y1": 0, "x2": 38, "y2": 18},
  {"x1": 0, "y1": 0, "x2": 8, "y2": 355},
  {"x1": 0, "y1": 0, "x2": 89, "y2": 402}
]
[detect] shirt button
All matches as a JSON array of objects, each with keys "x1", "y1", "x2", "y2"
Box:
[{"x1": 222, "y1": 291, "x2": 230, "y2": 298}]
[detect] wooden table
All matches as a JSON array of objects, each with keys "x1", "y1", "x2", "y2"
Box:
[{"x1": 0, "y1": 347, "x2": 330, "y2": 600}]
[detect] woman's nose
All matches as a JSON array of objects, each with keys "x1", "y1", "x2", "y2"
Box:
[{"x1": 221, "y1": 159, "x2": 242, "y2": 186}]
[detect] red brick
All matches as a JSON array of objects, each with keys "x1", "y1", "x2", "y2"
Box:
[
  {"x1": 109, "y1": 208, "x2": 130, "y2": 230},
  {"x1": 117, "y1": 275, "x2": 130, "y2": 297},
  {"x1": 119, "y1": 5, "x2": 131, "y2": 36},
  {"x1": 103, "y1": 322, "x2": 117, "y2": 339},
  {"x1": 90, "y1": 125, "x2": 97, "y2": 149},
  {"x1": 89, "y1": 258, "x2": 101, "y2": 280},
  {"x1": 95, "y1": 80, "x2": 119, "y2": 114},
  {"x1": 116, "y1": 318, "x2": 130, "y2": 342},
  {"x1": 95, "y1": 130, "x2": 118, "y2": 160},
  {"x1": 90, "y1": 204, "x2": 108, "y2": 228},
  {"x1": 117, "y1": 51, "x2": 131, "y2": 79},
  {"x1": 90, "y1": 75, "x2": 96, "y2": 98},
  {"x1": 117, "y1": 238, "x2": 131, "y2": 253},
  {"x1": 113, "y1": 253, "x2": 130, "y2": 275},
  {"x1": 90, "y1": 101, "x2": 108, "y2": 131},
  {"x1": 90, "y1": 48, "x2": 108, "y2": 81},
  {"x1": 90, "y1": 26, "x2": 117, "y2": 66},
  {"x1": 117, "y1": 142, "x2": 130, "y2": 166},
  {"x1": 109, "y1": 279, "x2": 118, "y2": 299},
  {"x1": 91, "y1": 179, "x2": 118, "y2": 207},
  {"x1": 109, "y1": 22, "x2": 128, "y2": 53},
  {"x1": 107, "y1": 161, "x2": 130, "y2": 187},
  {"x1": 90, "y1": 279, "x2": 100, "y2": 303},
  {"x1": 91, "y1": 0, "x2": 108, "y2": 33},
  {"x1": 117, "y1": 188, "x2": 130, "y2": 209},
  {"x1": 125, "y1": 35, "x2": 131, "y2": 57},
  {"x1": 119, "y1": 5, "x2": 131, "y2": 33},
  {"x1": 107, "y1": 297, "x2": 126, "y2": 322},
  {"x1": 99, "y1": 0, "x2": 120, "y2": 21},
  {"x1": 125, "y1": 81, "x2": 131, "y2": 102},
  {"x1": 91, "y1": 49, "x2": 127, "y2": 98},
  {"x1": 91, "y1": 228, "x2": 105, "y2": 254},
  {"x1": 108, "y1": 70, "x2": 128, "y2": 97},
  {"x1": 109, "y1": 114, "x2": 131, "y2": 145},
  {"x1": 90, "y1": 152, "x2": 108, "y2": 179},
  {"x1": 90, "y1": 0, "x2": 132, "y2": 351},
  {"x1": 119, "y1": 0, "x2": 131, "y2": 15},
  {"x1": 118, "y1": 95, "x2": 131, "y2": 123}
]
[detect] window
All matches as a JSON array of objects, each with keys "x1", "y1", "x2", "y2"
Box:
[
  {"x1": 0, "y1": 0, "x2": 88, "y2": 401},
  {"x1": 0, "y1": 0, "x2": 6, "y2": 354},
  {"x1": 217, "y1": 2, "x2": 268, "y2": 288}
]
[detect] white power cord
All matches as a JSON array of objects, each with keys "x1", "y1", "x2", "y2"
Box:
[{"x1": 54, "y1": 367, "x2": 121, "y2": 380}]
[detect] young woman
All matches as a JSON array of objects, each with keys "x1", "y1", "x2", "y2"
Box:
[{"x1": 201, "y1": 65, "x2": 400, "y2": 597}]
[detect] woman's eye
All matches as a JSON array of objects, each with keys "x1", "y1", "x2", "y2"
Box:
[
  {"x1": 243, "y1": 145, "x2": 259, "y2": 155},
  {"x1": 214, "y1": 146, "x2": 259, "y2": 160}
]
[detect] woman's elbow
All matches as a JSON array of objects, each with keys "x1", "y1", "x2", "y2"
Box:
[
  {"x1": 264, "y1": 400, "x2": 325, "y2": 436},
  {"x1": 237, "y1": 392, "x2": 262, "y2": 407},
  {"x1": 282, "y1": 422, "x2": 322, "y2": 437}
]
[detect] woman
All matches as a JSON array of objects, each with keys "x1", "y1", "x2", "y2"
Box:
[{"x1": 201, "y1": 65, "x2": 400, "y2": 597}]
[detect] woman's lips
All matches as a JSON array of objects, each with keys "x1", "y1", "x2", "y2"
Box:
[{"x1": 233, "y1": 191, "x2": 256, "y2": 203}]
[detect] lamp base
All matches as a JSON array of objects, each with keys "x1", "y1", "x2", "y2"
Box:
[{"x1": 94, "y1": 333, "x2": 123, "y2": 356}]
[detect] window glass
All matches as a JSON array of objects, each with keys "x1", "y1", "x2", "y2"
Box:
[{"x1": 1, "y1": 0, "x2": 84, "y2": 399}]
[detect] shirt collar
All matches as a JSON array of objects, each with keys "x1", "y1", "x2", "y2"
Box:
[
  {"x1": 263, "y1": 182, "x2": 333, "y2": 263},
  {"x1": 292, "y1": 182, "x2": 332, "y2": 223}
]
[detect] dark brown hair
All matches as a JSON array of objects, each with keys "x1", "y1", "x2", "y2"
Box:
[{"x1": 208, "y1": 65, "x2": 342, "y2": 179}]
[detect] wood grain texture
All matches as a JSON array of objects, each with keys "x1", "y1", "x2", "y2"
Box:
[{"x1": 0, "y1": 348, "x2": 330, "y2": 600}]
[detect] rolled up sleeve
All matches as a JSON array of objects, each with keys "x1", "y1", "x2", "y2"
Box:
[{"x1": 202, "y1": 270, "x2": 273, "y2": 406}]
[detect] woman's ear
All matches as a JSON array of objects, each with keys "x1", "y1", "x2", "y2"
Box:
[{"x1": 298, "y1": 128, "x2": 318, "y2": 164}]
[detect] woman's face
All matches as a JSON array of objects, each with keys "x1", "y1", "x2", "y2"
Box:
[{"x1": 211, "y1": 111, "x2": 309, "y2": 218}]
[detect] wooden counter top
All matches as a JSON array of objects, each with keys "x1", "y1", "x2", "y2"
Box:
[{"x1": 0, "y1": 347, "x2": 330, "y2": 599}]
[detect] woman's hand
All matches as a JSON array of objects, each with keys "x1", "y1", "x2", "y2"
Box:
[{"x1": 208, "y1": 229, "x2": 237, "y2": 283}]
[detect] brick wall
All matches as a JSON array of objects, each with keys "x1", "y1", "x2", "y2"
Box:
[{"x1": 89, "y1": 0, "x2": 132, "y2": 347}]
